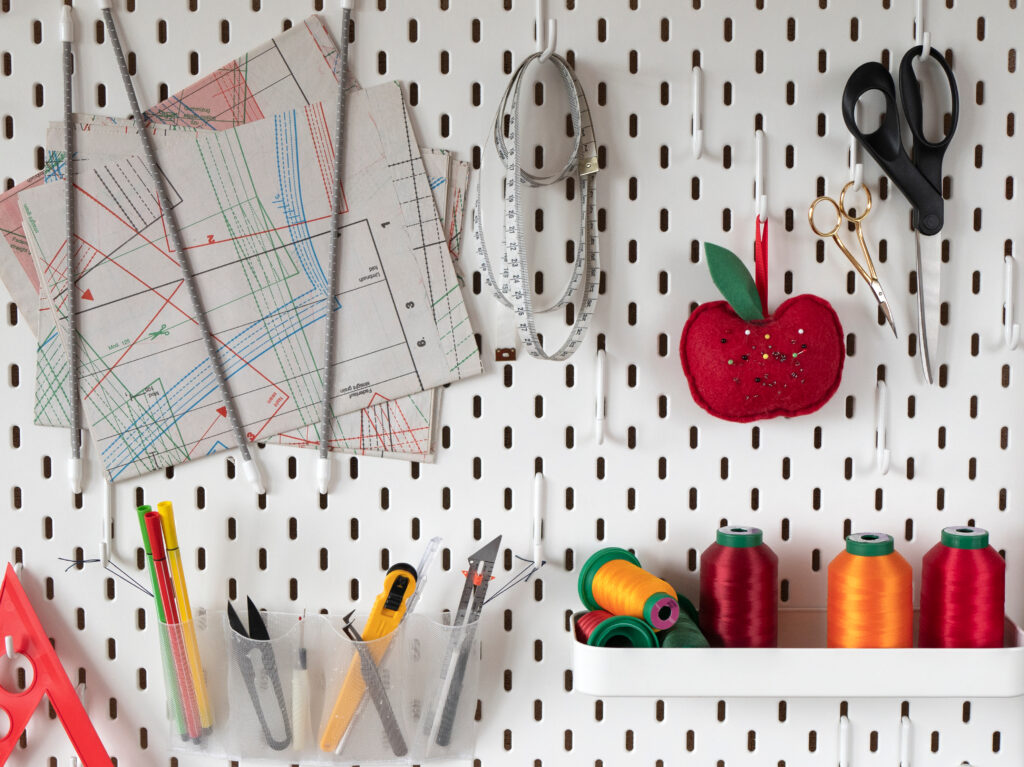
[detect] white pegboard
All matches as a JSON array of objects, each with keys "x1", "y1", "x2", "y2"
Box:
[{"x1": 1, "y1": 0, "x2": 1022, "y2": 765}]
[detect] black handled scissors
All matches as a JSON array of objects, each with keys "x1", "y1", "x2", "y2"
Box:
[
  {"x1": 227, "y1": 598, "x2": 293, "y2": 751},
  {"x1": 842, "y1": 47, "x2": 958, "y2": 383}
]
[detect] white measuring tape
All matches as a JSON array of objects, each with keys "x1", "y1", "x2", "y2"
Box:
[{"x1": 474, "y1": 52, "x2": 600, "y2": 361}]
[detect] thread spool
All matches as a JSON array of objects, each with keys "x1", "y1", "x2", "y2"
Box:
[
  {"x1": 574, "y1": 610, "x2": 659, "y2": 648},
  {"x1": 578, "y1": 548, "x2": 680, "y2": 630},
  {"x1": 699, "y1": 526, "x2": 778, "y2": 647},
  {"x1": 659, "y1": 595, "x2": 709, "y2": 648},
  {"x1": 827, "y1": 532, "x2": 912, "y2": 648},
  {"x1": 919, "y1": 526, "x2": 1006, "y2": 648}
]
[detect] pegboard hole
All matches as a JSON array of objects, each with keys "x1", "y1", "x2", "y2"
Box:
[{"x1": 0, "y1": 650, "x2": 35, "y2": 695}]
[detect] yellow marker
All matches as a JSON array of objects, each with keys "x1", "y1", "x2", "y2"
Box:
[
  {"x1": 157, "y1": 500, "x2": 213, "y2": 731},
  {"x1": 319, "y1": 564, "x2": 417, "y2": 752}
]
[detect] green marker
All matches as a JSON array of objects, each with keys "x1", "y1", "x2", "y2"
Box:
[{"x1": 137, "y1": 504, "x2": 187, "y2": 739}]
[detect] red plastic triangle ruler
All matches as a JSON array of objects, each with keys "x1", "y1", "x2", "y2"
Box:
[{"x1": 0, "y1": 563, "x2": 113, "y2": 765}]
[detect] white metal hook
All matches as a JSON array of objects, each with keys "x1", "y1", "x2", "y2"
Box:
[
  {"x1": 4, "y1": 636, "x2": 13, "y2": 660},
  {"x1": 532, "y1": 471, "x2": 545, "y2": 568},
  {"x1": 754, "y1": 129, "x2": 767, "y2": 219},
  {"x1": 849, "y1": 102, "x2": 863, "y2": 192},
  {"x1": 915, "y1": 0, "x2": 931, "y2": 59},
  {"x1": 1004, "y1": 252, "x2": 1020, "y2": 350},
  {"x1": 875, "y1": 380, "x2": 891, "y2": 475},
  {"x1": 692, "y1": 66, "x2": 704, "y2": 160},
  {"x1": 837, "y1": 714, "x2": 850, "y2": 767},
  {"x1": 536, "y1": 0, "x2": 557, "y2": 63},
  {"x1": 898, "y1": 715, "x2": 911, "y2": 767},
  {"x1": 100, "y1": 479, "x2": 113, "y2": 568},
  {"x1": 595, "y1": 348, "x2": 607, "y2": 445}
]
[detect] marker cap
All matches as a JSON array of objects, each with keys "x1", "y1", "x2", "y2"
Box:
[{"x1": 157, "y1": 501, "x2": 179, "y2": 549}]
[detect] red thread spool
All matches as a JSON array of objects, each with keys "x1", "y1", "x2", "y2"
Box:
[
  {"x1": 699, "y1": 526, "x2": 778, "y2": 647},
  {"x1": 919, "y1": 526, "x2": 1006, "y2": 648},
  {"x1": 574, "y1": 610, "x2": 613, "y2": 643}
]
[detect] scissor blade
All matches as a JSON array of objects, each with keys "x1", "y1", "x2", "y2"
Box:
[
  {"x1": 247, "y1": 596, "x2": 271, "y2": 641},
  {"x1": 915, "y1": 230, "x2": 942, "y2": 384},
  {"x1": 227, "y1": 602, "x2": 247, "y2": 637},
  {"x1": 879, "y1": 300, "x2": 898, "y2": 339}
]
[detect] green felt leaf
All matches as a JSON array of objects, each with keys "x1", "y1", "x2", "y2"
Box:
[{"x1": 703, "y1": 242, "x2": 765, "y2": 322}]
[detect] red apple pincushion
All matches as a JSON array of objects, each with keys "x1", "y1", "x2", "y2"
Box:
[{"x1": 680, "y1": 231, "x2": 845, "y2": 423}]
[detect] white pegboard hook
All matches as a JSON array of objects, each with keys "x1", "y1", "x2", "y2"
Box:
[
  {"x1": 692, "y1": 66, "x2": 704, "y2": 160},
  {"x1": 915, "y1": 0, "x2": 931, "y2": 59},
  {"x1": 4, "y1": 636, "x2": 13, "y2": 660},
  {"x1": 849, "y1": 102, "x2": 863, "y2": 193},
  {"x1": 595, "y1": 348, "x2": 607, "y2": 445},
  {"x1": 535, "y1": 0, "x2": 556, "y2": 63},
  {"x1": 899, "y1": 715, "x2": 911, "y2": 767},
  {"x1": 1004, "y1": 250, "x2": 1020, "y2": 350},
  {"x1": 532, "y1": 471, "x2": 545, "y2": 569},
  {"x1": 837, "y1": 714, "x2": 850, "y2": 767},
  {"x1": 754, "y1": 129, "x2": 767, "y2": 219},
  {"x1": 875, "y1": 380, "x2": 891, "y2": 475}
]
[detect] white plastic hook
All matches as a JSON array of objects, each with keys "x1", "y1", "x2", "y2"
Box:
[
  {"x1": 1004, "y1": 251, "x2": 1020, "y2": 350},
  {"x1": 849, "y1": 102, "x2": 863, "y2": 192},
  {"x1": 536, "y1": 0, "x2": 556, "y2": 63},
  {"x1": 898, "y1": 715, "x2": 912, "y2": 767},
  {"x1": 532, "y1": 471, "x2": 545, "y2": 568},
  {"x1": 100, "y1": 479, "x2": 113, "y2": 568},
  {"x1": 875, "y1": 380, "x2": 891, "y2": 475},
  {"x1": 915, "y1": 0, "x2": 931, "y2": 59},
  {"x1": 4, "y1": 636, "x2": 13, "y2": 660},
  {"x1": 595, "y1": 348, "x2": 607, "y2": 445},
  {"x1": 692, "y1": 66, "x2": 704, "y2": 160},
  {"x1": 754, "y1": 129, "x2": 767, "y2": 219},
  {"x1": 837, "y1": 714, "x2": 850, "y2": 767}
]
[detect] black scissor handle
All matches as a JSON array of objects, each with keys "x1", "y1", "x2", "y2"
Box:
[
  {"x1": 899, "y1": 46, "x2": 959, "y2": 210},
  {"x1": 842, "y1": 60, "x2": 946, "y2": 236}
]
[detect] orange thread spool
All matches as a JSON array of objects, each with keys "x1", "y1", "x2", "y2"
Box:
[
  {"x1": 578, "y1": 548, "x2": 679, "y2": 630},
  {"x1": 827, "y1": 533, "x2": 913, "y2": 648}
]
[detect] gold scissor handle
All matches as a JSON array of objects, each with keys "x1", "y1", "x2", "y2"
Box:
[
  {"x1": 808, "y1": 195, "x2": 843, "y2": 238},
  {"x1": 838, "y1": 180, "x2": 871, "y2": 222}
]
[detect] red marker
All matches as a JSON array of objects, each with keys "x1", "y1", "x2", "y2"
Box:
[{"x1": 145, "y1": 512, "x2": 202, "y2": 741}]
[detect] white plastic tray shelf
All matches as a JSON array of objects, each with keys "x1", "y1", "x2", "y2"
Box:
[{"x1": 572, "y1": 610, "x2": 1024, "y2": 698}]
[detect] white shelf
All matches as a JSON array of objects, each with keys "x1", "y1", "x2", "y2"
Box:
[{"x1": 572, "y1": 609, "x2": 1024, "y2": 698}]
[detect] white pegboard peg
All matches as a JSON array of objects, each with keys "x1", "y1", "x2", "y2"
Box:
[
  {"x1": 691, "y1": 66, "x2": 704, "y2": 160},
  {"x1": 60, "y1": 5, "x2": 74, "y2": 43},
  {"x1": 317, "y1": 456, "x2": 331, "y2": 495},
  {"x1": 532, "y1": 471, "x2": 545, "y2": 569},
  {"x1": 915, "y1": 0, "x2": 931, "y2": 59},
  {"x1": 595, "y1": 348, "x2": 607, "y2": 445},
  {"x1": 837, "y1": 714, "x2": 850, "y2": 767},
  {"x1": 754, "y1": 129, "x2": 767, "y2": 219},
  {"x1": 1004, "y1": 252, "x2": 1020, "y2": 350},
  {"x1": 875, "y1": 380, "x2": 891, "y2": 475},
  {"x1": 849, "y1": 102, "x2": 863, "y2": 193},
  {"x1": 100, "y1": 480, "x2": 113, "y2": 568},
  {"x1": 899, "y1": 715, "x2": 912, "y2": 767},
  {"x1": 535, "y1": 0, "x2": 556, "y2": 63}
]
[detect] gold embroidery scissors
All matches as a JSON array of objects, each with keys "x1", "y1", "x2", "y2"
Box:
[{"x1": 808, "y1": 181, "x2": 897, "y2": 338}]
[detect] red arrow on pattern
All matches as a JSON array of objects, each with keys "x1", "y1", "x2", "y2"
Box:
[{"x1": 80, "y1": 289, "x2": 93, "y2": 301}]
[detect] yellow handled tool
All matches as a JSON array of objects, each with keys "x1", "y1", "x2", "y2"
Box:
[
  {"x1": 157, "y1": 501, "x2": 213, "y2": 731},
  {"x1": 319, "y1": 563, "x2": 417, "y2": 752}
]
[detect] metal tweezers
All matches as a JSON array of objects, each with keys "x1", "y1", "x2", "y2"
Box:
[{"x1": 227, "y1": 597, "x2": 293, "y2": 751}]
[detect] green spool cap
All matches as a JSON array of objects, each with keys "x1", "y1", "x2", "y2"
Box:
[
  {"x1": 845, "y1": 532, "x2": 894, "y2": 557},
  {"x1": 940, "y1": 526, "x2": 989, "y2": 550},
  {"x1": 587, "y1": 615, "x2": 659, "y2": 648},
  {"x1": 716, "y1": 525, "x2": 764, "y2": 548},
  {"x1": 578, "y1": 547, "x2": 642, "y2": 611}
]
